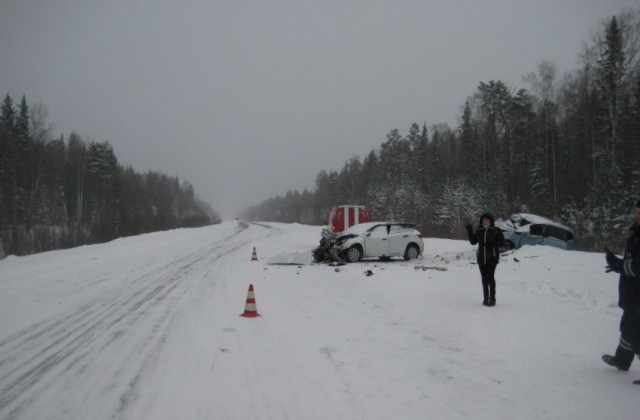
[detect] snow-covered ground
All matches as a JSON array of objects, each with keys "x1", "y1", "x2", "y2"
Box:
[{"x1": 0, "y1": 221, "x2": 637, "y2": 419}]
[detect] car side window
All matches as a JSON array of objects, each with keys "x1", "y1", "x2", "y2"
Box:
[
  {"x1": 545, "y1": 225, "x2": 571, "y2": 241},
  {"x1": 369, "y1": 225, "x2": 388, "y2": 237},
  {"x1": 389, "y1": 225, "x2": 405, "y2": 234},
  {"x1": 529, "y1": 224, "x2": 544, "y2": 236}
]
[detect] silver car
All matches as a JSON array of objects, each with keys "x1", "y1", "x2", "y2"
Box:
[
  {"x1": 333, "y1": 222, "x2": 424, "y2": 262},
  {"x1": 496, "y1": 213, "x2": 576, "y2": 251}
]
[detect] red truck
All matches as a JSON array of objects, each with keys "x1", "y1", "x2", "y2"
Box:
[{"x1": 327, "y1": 205, "x2": 372, "y2": 233}]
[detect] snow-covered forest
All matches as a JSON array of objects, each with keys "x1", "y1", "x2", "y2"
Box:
[
  {"x1": 242, "y1": 11, "x2": 640, "y2": 251},
  {"x1": 0, "y1": 97, "x2": 220, "y2": 258},
  {"x1": 2, "y1": 10, "x2": 640, "y2": 257}
]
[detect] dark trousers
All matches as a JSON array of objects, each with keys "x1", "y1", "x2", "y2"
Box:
[
  {"x1": 614, "y1": 307, "x2": 640, "y2": 370},
  {"x1": 478, "y1": 259, "x2": 498, "y2": 303}
]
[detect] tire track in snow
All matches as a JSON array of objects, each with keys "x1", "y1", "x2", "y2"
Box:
[
  {"x1": 0, "y1": 248, "x2": 213, "y2": 418},
  {"x1": 0, "y1": 223, "x2": 274, "y2": 419}
]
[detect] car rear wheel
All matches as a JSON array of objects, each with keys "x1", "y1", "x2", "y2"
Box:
[
  {"x1": 345, "y1": 245, "x2": 362, "y2": 263},
  {"x1": 404, "y1": 244, "x2": 420, "y2": 261}
]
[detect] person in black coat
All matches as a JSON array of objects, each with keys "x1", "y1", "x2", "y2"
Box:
[
  {"x1": 466, "y1": 213, "x2": 505, "y2": 307},
  {"x1": 602, "y1": 199, "x2": 640, "y2": 385}
]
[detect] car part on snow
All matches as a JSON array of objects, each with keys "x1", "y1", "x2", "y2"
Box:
[
  {"x1": 414, "y1": 266, "x2": 448, "y2": 272},
  {"x1": 266, "y1": 252, "x2": 313, "y2": 265}
]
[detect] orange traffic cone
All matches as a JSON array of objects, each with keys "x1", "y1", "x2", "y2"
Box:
[
  {"x1": 251, "y1": 247, "x2": 258, "y2": 261},
  {"x1": 240, "y1": 284, "x2": 261, "y2": 317}
]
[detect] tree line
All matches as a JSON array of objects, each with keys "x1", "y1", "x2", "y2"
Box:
[
  {"x1": 241, "y1": 11, "x2": 640, "y2": 251},
  {"x1": 0, "y1": 96, "x2": 220, "y2": 258}
]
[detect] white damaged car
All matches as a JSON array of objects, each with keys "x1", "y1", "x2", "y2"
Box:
[{"x1": 332, "y1": 222, "x2": 424, "y2": 262}]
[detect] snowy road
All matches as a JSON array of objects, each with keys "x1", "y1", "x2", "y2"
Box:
[
  {"x1": 0, "y1": 222, "x2": 277, "y2": 419},
  {"x1": 0, "y1": 221, "x2": 638, "y2": 419}
]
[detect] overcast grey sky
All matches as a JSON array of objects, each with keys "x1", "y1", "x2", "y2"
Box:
[{"x1": 1, "y1": 1, "x2": 637, "y2": 218}]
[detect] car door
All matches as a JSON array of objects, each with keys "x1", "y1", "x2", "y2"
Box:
[
  {"x1": 364, "y1": 224, "x2": 389, "y2": 257},
  {"x1": 521, "y1": 224, "x2": 545, "y2": 247},
  {"x1": 387, "y1": 224, "x2": 410, "y2": 256}
]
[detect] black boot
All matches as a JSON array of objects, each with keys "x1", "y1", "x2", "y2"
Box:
[
  {"x1": 488, "y1": 289, "x2": 496, "y2": 307},
  {"x1": 602, "y1": 344, "x2": 634, "y2": 371},
  {"x1": 602, "y1": 354, "x2": 619, "y2": 368}
]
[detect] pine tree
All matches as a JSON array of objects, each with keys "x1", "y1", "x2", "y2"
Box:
[
  {"x1": 86, "y1": 141, "x2": 118, "y2": 241},
  {"x1": 65, "y1": 132, "x2": 87, "y2": 229},
  {"x1": 0, "y1": 94, "x2": 16, "y2": 130},
  {"x1": 16, "y1": 95, "x2": 29, "y2": 138},
  {"x1": 597, "y1": 16, "x2": 626, "y2": 160},
  {"x1": 459, "y1": 101, "x2": 476, "y2": 179}
]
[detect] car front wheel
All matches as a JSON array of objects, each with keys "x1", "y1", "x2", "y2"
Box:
[
  {"x1": 404, "y1": 244, "x2": 420, "y2": 261},
  {"x1": 345, "y1": 245, "x2": 363, "y2": 262}
]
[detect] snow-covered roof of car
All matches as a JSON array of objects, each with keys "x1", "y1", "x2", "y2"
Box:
[
  {"x1": 513, "y1": 213, "x2": 555, "y2": 224},
  {"x1": 338, "y1": 222, "x2": 415, "y2": 236},
  {"x1": 497, "y1": 213, "x2": 574, "y2": 233}
]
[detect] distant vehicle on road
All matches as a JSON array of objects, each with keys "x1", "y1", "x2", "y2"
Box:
[{"x1": 495, "y1": 213, "x2": 575, "y2": 251}]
